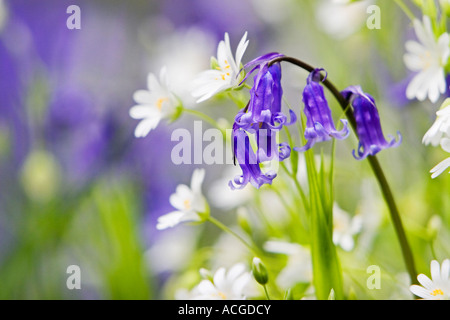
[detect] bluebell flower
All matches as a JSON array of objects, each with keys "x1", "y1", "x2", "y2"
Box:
[
  {"x1": 230, "y1": 53, "x2": 294, "y2": 189},
  {"x1": 229, "y1": 125, "x2": 278, "y2": 190},
  {"x1": 236, "y1": 52, "x2": 296, "y2": 131},
  {"x1": 294, "y1": 68, "x2": 349, "y2": 152},
  {"x1": 341, "y1": 86, "x2": 402, "y2": 160}
]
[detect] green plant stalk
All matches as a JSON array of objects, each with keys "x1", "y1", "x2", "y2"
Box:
[
  {"x1": 394, "y1": 0, "x2": 416, "y2": 21},
  {"x1": 263, "y1": 284, "x2": 271, "y2": 300},
  {"x1": 305, "y1": 146, "x2": 344, "y2": 300},
  {"x1": 207, "y1": 216, "x2": 262, "y2": 257},
  {"x1": 269, "y1": 56, "x2": 418, "y2": 284},
  {"x1": 182, "y1": 108, "x2": 225, "y2": 134}
]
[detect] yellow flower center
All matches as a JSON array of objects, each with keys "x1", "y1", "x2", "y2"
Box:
[
  {"x1": 218, "y1": 291, "x2": 227, "y2": 299},
  {"x1": 431, "y1": 289, "x2": 444, "y2": 296},
  {"x1": 422, "y1": 51, "x2": 433, "y2": 69},
  {"x1": 156, "y1": 97, "x2": 168, "y2": 111},
  {"x1": 183, "y1": 199, "x2": 191, "y2": 210},
  {"x1": 214, "y1": 60, "x2": 231, "y2": 81}
]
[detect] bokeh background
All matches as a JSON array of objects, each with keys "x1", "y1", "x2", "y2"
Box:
[{"x1": 0, "y1": 0, "x2": 449, "y2": 299}]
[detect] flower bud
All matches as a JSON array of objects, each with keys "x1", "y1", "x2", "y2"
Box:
[{"x1": 252, "y1": 257, "x2": 269, "y2": 285}]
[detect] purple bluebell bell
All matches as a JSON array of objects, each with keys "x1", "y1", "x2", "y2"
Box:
[
  {"x1": 341, "y1": 86, "x2": 402, "y2": 160},
  {"x1": 230, "y1": 53, "x2": 294, "y2": 189},
  {"x1": 236, "y1": 53, "x2": 296, "y2": 131},
  {"x1": 295, "y1": 68, "x2": 349, "y2": 152},
  {"x1": 229, "y1": 125, "x2": 278, "y2": 190}
]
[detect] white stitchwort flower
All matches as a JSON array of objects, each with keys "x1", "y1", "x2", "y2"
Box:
[
  {"x1": 191, "y1": 32, "x2": 249, "y2": 103},
  {"x1": 423, "y1": 99, "x2": 450, "y2": 178},
  {"x1": 184, "y1": 263, "x2": 252, "y2": 300},
  {"x1": 404, "y1": 16, "x2": 450, "y2": 103},
  {"x1": 156, "y1": 168, "x2": 208, "y2": 230},
  {"x1": 332, "y1": 203, "x2": 363, "y2": 251},
  {"x1": 410, "y1": 259, "x2": 450, "y2": 300},
  {"x1": 129, "y1": 67, "x2": 178, "y2": 138},
  {"x1": 423, "y1": 99, "x2": 450, "y2": 147},
  {"x1": 263, "y1": 240, "x2": 312, "y2": 288}
]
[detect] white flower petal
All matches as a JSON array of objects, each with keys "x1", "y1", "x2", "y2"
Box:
[
  {"x1": 235, "y1": 31, "x2": 249, "y2": 69},
  {"x1": 213, "y1": 267, "x2": 227, "y2": 289},
  {"x1": 404, "y1": 16, "x2": 449, "y2": 103},
  {"x1": 440, "y1": 138, "x2": 450, "y2": 153},
  {"x1": 410, "y1": 284, "x2": 433, "y2": 299},
  {"x1": 227, "y1": 263, "x2": 246, "y2": 283},
  {"x1": 196, "y1": 280, "x2": 219, "y2": 296},
  {"x1": 147, "y1": 72, "x2": 162, "y2": 92},
  {"x1": 339, "y1": 234, "x2": 355, "y2": 251},
  {"x1": 404, "y1": 52, "x2": 425, "y2": 71},
  {"x1": 169, "y1": 184, "x2": 192, "y2": 211},
  {"x1": 190, "y1": 168, "x2": 205, "y2": 194},
  {"x1": 423, "y1": 118, "x2": 444, "y2": 146},
  {"x1": 134, "y1": 116, "x2": 161, "y2": 138},
  {"x1": 232, "y1": 273, "x2": 251, "y2": 298},
  {"x1": 406, "y1": 71, "x2": 428, "y2": 100},
  {"x1": 223, "y1": 32, "x2": 237, "y2": 71},
  {"x1": 405, "y1": 40, "x2": 426, "y2": 56},
  {"x1": 133, "y1": 90, "x2": 153, "y2": 105},
  {"x1": 430, "y1": 157, "x2": 450, "y2": 178},
  {"x1": 417, "y1": 274, "x2": 434, "y2": 290},
  {"x1": 156, "y1": 211, "x2": 185, "y2": 230},
  {"x1": 431, "y1": 260, "x2": 442, "y2": 282},
  {"x1": 129, "y1": 105, "x2": 159, "y2": 119}
]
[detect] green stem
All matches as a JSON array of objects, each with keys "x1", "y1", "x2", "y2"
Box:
[
  {"x1": 263, "y1": 284, "x2": 271, "y2": 300},
  {"x1": 393, "y1": 0, "x2": 416, "y2": 21},
  {"x1": 207, "y1": 216, "x2": 261, "y2": 257},
  {"x1": 182, "y1": 108, "x2": 224, "y2": 133},
  {"x1": 269, "y1": 56, "x2": 418, "y2": 284}
]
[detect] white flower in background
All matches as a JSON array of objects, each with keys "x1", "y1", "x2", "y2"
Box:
[
  {"x1": 353, "y1": 180, "x2": 382, "y2": 256},
  {"x1": 263, "y1": 240, "x2": 312, "y2": 288},
  {"x1": 153, "y1": 28, "x2": 215, "y2": 107},
  {"x1": 144, "y1": 227, "x2": 198, "y2": 274},
  {"x1": 208, "y1": 165, "x2": 253, "y2": 210},
  {"x1": 423, "y1": 99, "x2": 450, "y2": 178},
  {"x1": 156, "y1": 169, "x2": 208, "y2": 230},
  {"x1": 191, "y1": 32, "x2": 249, "y2": 103},
  {"x1": 404, "y1": 16, "x2": 450, "y2": 103},
  {"x1": 183, "y1": 263, "x2": 252, "y2": 300},
  {"x1": 129, "y1": 67, "x2": 178, "y2": 138},
  {"x1": 315, "y1": 0, "x2": 373, "y2": 40},
  {"x1": 410, "y1": 259, "x2": 450, "y2": 300},
  {"x1": 430, "y1": 156, "x2": 450, "y2": 178},
  {"x1": 423, "y1": 99, "x2": 450, "y2": 147},
  {"x1": 332, "y1": 203, "x2": 363, "y2": 251}
]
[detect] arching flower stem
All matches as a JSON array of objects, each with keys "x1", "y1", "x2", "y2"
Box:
[{"x1": 268, "y1": 55, "x2": 418, "y2": 285}]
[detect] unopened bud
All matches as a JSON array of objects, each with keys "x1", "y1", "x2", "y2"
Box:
[{"x1": 252, "y1": 257, "x2": 268, "y2": 285}]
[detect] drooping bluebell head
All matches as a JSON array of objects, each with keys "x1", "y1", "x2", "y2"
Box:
[
  {"x1": 230, "y1": 53, "x2": 294, "y2": 189},
  {"x1": 341, "y1": 86, "x2": 402, "y2": 160},
  {"x1": 236, "y1": 52, "x2": 296, "y2": 131},
  {"x1": 294, "y1": 68, "x2": 349, "y2": 152},
  {"x1": 229, "y1": 125, "x2": 279, "y2": 190}
]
